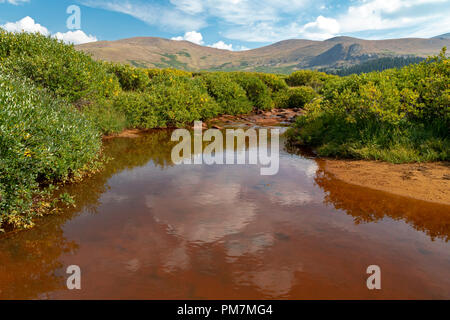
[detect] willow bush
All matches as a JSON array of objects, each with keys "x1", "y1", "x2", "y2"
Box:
[
  {"x1": 197, "y1": 73, "x2": 253, "y2": 115},
  {"x1": 0, "y1": 69, "x2": 102, "y2": 230},
  {"x1": 228, "y1": 72, "x2": 274, "y2": 110},
  {"x1": 0, "y1": 30, "x2": 120, "y2": 103},
  {"x1": 274, "y1": 86, "x2": 318, "y2": 109},
  {"x1": 288, "y1": 49, "x2": 449, "y2": 163}
]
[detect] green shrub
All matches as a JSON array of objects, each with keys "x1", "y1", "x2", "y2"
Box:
[
  {"x1": 253, "y1": 72, "x2": 288, "y2": 93},
  {"x1": 0, "y1": 69, "x2": 102, "y2": 229},
  {"x1": 147, "y1": 68, "x2": 193, "y2": 79},
  {"x1": 274, "y1": 86, "x2": 318, "y2": 109},
  {"x1": 0, "y1": 31, "x2": 121, "y2": 103},
  {"x1": 273, "y1": 90, "x2": 290, "y2": 109},
  {"x1": 83, "y1": 99, "x2": 128, "y2": 134},
  {"x1": 151, "y1": 74, "x2": 221, "y2": 125},
  {"x1": 394, "y1": 50, "x2": 450, "y2": 125},
  {"x1": 114, "y1": 74, "x2": 220, "y2": 128},
  {"x1": 198, "y1": 73, "x2": 253, "y2": 115},
  {"x1": 229, "y1": 72, "x2": 273, "y2": 110},
  {"x1": 112, "y1": 91, "x2": 161, "y2": 129},
  {"x1": 286, "y1": 70, "x2": 334, "y2": 91},
  {"x1": 106, "y1": 63, "x2": 150, "y2": 91},
  {"x1": 287, "y1": 49, "x2": 449, "y2": 163}
]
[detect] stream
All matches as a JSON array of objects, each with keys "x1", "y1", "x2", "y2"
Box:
[{"x1": 0, "y1": 126, "x2": 449, "y2": 299}]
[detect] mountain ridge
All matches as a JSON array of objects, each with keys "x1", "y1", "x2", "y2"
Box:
[{"x1": 76, "y1": 35, "x2": 450, "y2": 73}]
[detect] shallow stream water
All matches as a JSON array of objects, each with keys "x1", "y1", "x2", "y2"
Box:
[{"x1": 0, "y1": 127, "x2": 449, "y2": 299}]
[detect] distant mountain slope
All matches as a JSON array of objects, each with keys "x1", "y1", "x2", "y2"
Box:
[
  {"x1": 76, "y1": 36, "x2": 449, "y2": 73},
  {"x1": 433, "y1": 33, "x2": 450, "y2": 39},
  {"x1": 320, "y1": 56, "x2": 426, "y2": 76}
]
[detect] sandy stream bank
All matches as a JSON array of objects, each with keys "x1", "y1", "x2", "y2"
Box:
[{"x1": 318, "y1": 160, "x2": 450, "y2": 205}]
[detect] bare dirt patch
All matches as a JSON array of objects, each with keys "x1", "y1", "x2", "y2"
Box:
[{"x1": 318, "y1": 160, "x2": 450, "y2": 205}]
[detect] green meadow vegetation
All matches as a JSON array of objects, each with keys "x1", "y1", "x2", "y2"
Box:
[
  {"x1": 0, "y1": 31, "x2": 448, "y2": 230},
  {"x1": 287, "y1": 49, "x2": 449, "y2": 163}
]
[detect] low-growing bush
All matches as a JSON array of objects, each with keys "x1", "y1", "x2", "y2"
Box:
[
  {"x1": 286, "y1": 70, "x2": 335, "y2": 91},
  {"x1": 83, "y1": 99, "x2": 128, "y2": 134},
  {"x1": 0, "y1": 31, "x2": 120, "y2": 103},
  {"x1": 274, "y1": 86, "x2": 318, "y2": 109},
  {"x1": 114, "y1": 74, "x2": 221, "y2": 128},
  {"x1": 287, "y1": 49, "x2": 449, "y2": 163},
  {"x1": 229, "y1": 72, "x2": 273, "y2": 110},
  {"x1": 0, "y1": 69, "x2": 102, "y2": 230},
  {"x1": 112, "y1": 91, "x2": 161, "y2": 129},
  {"x1": 253, "y1": 72, "x2": 288, "y2": 93},
  {"x1": 106, "y1": 63, "x2": 150, "y2": 91},
  {"x1": 198, "y1": 73, "x2": 253, "y2": 115},
  {"x1": 147, "y1": 68, "x2": 193, "y2": 79}
]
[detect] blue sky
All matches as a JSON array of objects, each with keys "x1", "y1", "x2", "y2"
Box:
[{"x1": 1, "y1": 0, "x2": 449, "y2": 50}]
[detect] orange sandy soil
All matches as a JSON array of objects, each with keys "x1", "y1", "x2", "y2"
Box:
[{"x1": 318, "y1": 160, "x2": 450, "y2": 205}]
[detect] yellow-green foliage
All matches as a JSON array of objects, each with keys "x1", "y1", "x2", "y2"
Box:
[
  {"x1": 197, "y1": 73, "x2": 253, "y2": 115},
  {"x1": 0, "y1": 68, "x2": 102, "y2": 230},
  {"x1": 288, "y1": 49, "x2": 449, "y2": 163},
  {"x1": 110, "y1": 70, "x2": 282, "y2": 127},
  {"x1": 252, "y1": 72, "x2": 289, "y2": 93},
  {"x1": 229, "y1": 72, "x2": 274, "y2": 110},
  {"x1": 0, "y1": 31, "x2": 121, "y2": 103},
  {"x1": 274, "y1": 86, "x2": 318, "y2": 109},
  {"x1": 147, "y1": 68, "x2": 193, "y2": 79},
  {"x1": 286, "y1": 70, "x2": 336, "y2": 91},
  {"x1": 114, "y1": 74, "x2": 221, "y2": 128},
  {"x1": 105, "y1": 63, "x2": 150, "y2": 91},
  {"x1": 83, "y1": 98, "x2": 128, "y2": 134},
  {"x1": 113, "y1": 91, "x2": 162, "y2": 129}
]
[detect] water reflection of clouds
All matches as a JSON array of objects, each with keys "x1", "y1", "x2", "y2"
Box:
[
  {"x1": 281, "y1": 154, "x2": 319, "y2": 180},
  {"x1": 139, "y1": 162, "x2": 317, "y2": 297},
  {"x1": 99, "y1": 192, "x2": 130, "y2": 204},
  {"x1": 242, "y1": 268, "x2": 299, "y2": 298},
  {"x1": 226, "y1": 233, "x2": 275, "y2": 261},
  {"x1": 86, "y1": 137, "x2": 323, "y2": 297},
  {"x1": 163, "y1": 246, "x2": 190, "y2": 273},
  {"x1": 146, "y1": 178, "x2": 257, "y2": 244}
]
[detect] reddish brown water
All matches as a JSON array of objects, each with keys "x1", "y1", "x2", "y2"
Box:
[{"x1": 0, "y1": 128, "x2": 449, "y2": 300}]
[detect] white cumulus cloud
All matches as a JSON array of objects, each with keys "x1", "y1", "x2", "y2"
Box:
[
  {"x1": 300, "y1": 16, "x2": 340, "y2": 40},
  {"x1": 209, "y1": 40, "x2": 233, "y2": 50},
  {"x1": 53, "y1": 30, "x2": 98, "y2": 45},
  {"x1": 171, "y1": 32, "x2": 247, "y2": 51},
  {"x1": 171, "y1": 31, "x2": 204, "y2": 45},
  {"x1": 1, "y1": 16, "x2": 98, "y2": 45},
  {"x1": 1, "y1": 16, "x2": 49, "y2": 35}
]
